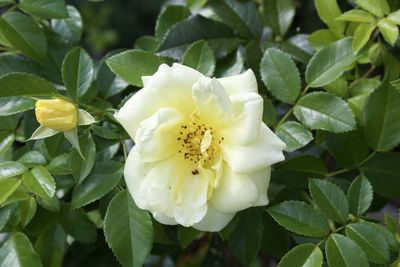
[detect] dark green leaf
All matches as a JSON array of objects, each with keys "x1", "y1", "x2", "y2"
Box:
[
  {"x1": 155, "y1": 5, "x2": 190, "y2": 40},
  {"x1": 0, "y1": 97, "x2": 35, "y2": 116},
  {"x1": 277, "y1": 243, "x2": 323, "y2": 267},
  {"x1": 182, "y1": 40, "x2": 215, "y2": 76},
  {"x1": 0, "y1": 54, "x2": 39, "y2": 76},
  {"x1": 309, "y1": 179, "x2": 349, "y2": 223},
  {"x1": 276, "y1": 121, "x2": 313, "y2": 152},
  {"x1": 71, "y1": 161, "x2": 123, "y2": 209},
  {"x1": 62, "y1": 47, "x2": 94, "y2": 101},
  {"x1": 18, "y1": 151, "x2": 46, "y2": 168},
  {"x1": 22, "y1": 166, "x2": 56, "y2": 199},
  {"x1": 347, "y1": 175, "x2": 373, "y2": 216},
  {"x1": 0, "y1": 232, "x2": 43, "y2": 267},
  {"x1": 294, "y1": 92, "x2": 356, "y2": 133},
  {"x1": 306, "y1": 38, "x2": 357, "y2": 87},
  {"x1": 0, "y1": 73, "x2": 58, "y2": 97},
  {"x1": 262, "y1": 0, "x2": 295, "y2": 37},
  {"x1": 34, "y1": 225, "x2": 67, "y2": 267},
  {"x1": 51, "y1": 6, "x2": 83, "y2": 45},
  {"x1": 325, "y1": 234, "x2": 369, "y2": 267},
  {"x1": 19, "y1": 0, "x2": 68, "y2": 19},
  {"x1": 0, "y1": 178, "x2": 21, "y2": 205},
  {"x1": 268, "y1": 201, "x2": 330, "y2": 237},
  {"x1": 177, "y1": 226, "x2": 201, "y2": 249},
  {"x1": 19, "y1": 196, "x2": 37, "y2": 227},
  {"x1": 60, "y1": 205, "x2": 97, "y2": 244},
  {"x1": 260, "y1": 48, "x2": 301, "y2": 104},
  {"x1": 104, "y1": 190, "x2": 153, "y2": 267},
  {"x1": 47, "y1": 153, "x2": 71, "y2": 175},
  {"x1": 0, "y1": 12, "x2": 47, "y2": 62},
  {"x1": 70, "y1": 132, "x2": 96, "y2": 184},
  {"x1": 0, "y1": 161, "x2": 27, "y2": 180},
  {"x1": 0, "y1": 206, "x2": 11, "y2": 231},
  {"x1": 134, "y1": 36, "x2": 159, "y2": 52},
  {"x1": 97, "y1": 51, "x2": 128, "y2": 98},
  {"x1": 106, "y1": 50, "x2": 164, "y2": 87}
]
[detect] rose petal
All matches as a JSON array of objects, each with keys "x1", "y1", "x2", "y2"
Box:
[
  {"x1": 193, "y1": 203, "x2": 235, "y2": 232},
  {"x1": 217, "y1": 69, "x2": 258, "y2": 96}
]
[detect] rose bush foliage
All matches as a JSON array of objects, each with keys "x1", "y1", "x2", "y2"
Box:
[{"x1": 0, "y1": 0, "x2": 400, "y2": 266}]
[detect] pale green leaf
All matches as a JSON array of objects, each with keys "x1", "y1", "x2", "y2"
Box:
[
  {"x1": 0, "y1": 73, "x2": 58, "y2": 97},
  {"x1": 336, "y1": 10, "x2": 376, "y2": 23},
  {"x1": 314, "y1": 0, "x2": 345, "y2": 36},
  {"x1": 355, "y1": 0, "x2": 390, "y2": 17},
  {"x1": 0, "y1": 178, "x2": 21, "y2": 205},
  {"x1": 388, "y1": 10, "x2": 400, "y2": 25},
  {"x1": 353, "y1": 23, "x2": 375, "y2": 52},
  {"x1": 307, "y1": 29, "x2": 338, "y2": 51},
  {"x1": 19, "y1": 0, "x2": 68, "y2": 19},
  {"x1": 0, "y1": 161, "x2": 27, "y2": 180},
  {"x1": 377, "y1": 18, "x2": 399, "y2": 46}
]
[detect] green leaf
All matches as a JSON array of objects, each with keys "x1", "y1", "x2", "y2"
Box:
[
  {"x1": 351, "y1": 78, "x2": 381, "y2": 96},
  {"x1": 0, "y1": 178, "x2": 21, "y2": 205},
  {"x1": 0, "y1": 73, "x2": 58, "y2": 97},
  {"x1": 104, "y1": 190, "x2": 153, "y2": 267},
  {"x1": 0, "y1": 54, "x2": 39, "y2": 76},
  {"x1": 18, "y1": 151, "x2": 46, "y2": 168},
  {"x1": 61, "y1": 47, "x2": 94, "y2": 101},
  {"x1": 134, "y1": 36, "x2": 159, "y2": 52},
  {"x1": 346, "y1": 223, "x2": 389, "y2": 264},
  {"x1": 308, "y1": 29, "x2": 338, "y2": 51},
  {"x1": 336, "y1": 10, "x2": 376, "y2": 23},
  {"x1": 323, "y1": 77, "x2": 348, "y2": 98},
  {"x1": 19, "y1": 0, "x2": 68, "y2": 19},
  {"x1": 177, "y1": 226, "x2": 201, "y2": 249},
  {"x1": 0, "y1": 0, "x2": 12, "y2": 7},
  {"x1": 0, "y1": 12, "x2": 47, "y2": 62},
  {"x1": 0, "y1": 97, "x2": 35, "y2": 116},
  {"x1": 388, "y1": 10, "x2": 400, "y2": 25},
  {"x1": 0, "y1": 232, "x2": 43, "y2": 267},
  {"x1": 70, "y1": 132, "x2": 96, "y2": 184},
  {"x1": 391, "y1": 78, "x2": 400, "y2": 92},
  {"x1": 377, "y1": 18, "x2": 399, "y2": 46},
  {"x1": 47, "y1": 153, "x2": 71, "y2": 175},
  {"x1": 260, "y1": 48, "x2": 301, "y2": 104},
  {"x1": 278, "y1": 243, "x2": 323, "y2": 267},
  {"x1": 294, "y1": 92, "x2": 356, "y2": 133},
  {"x1": 314, "y1": 0, "x2": 345, "y2": 36},
  {"x1": 19, "y1": 196, "x2": 37, "y2": 227},
  {"x1": 208, "y1": 0, "x2": 263, "y2": 39},
  {"x1": 22, "y1": 166, "x2": 56, "y2": 199},
  {"x1": 364, "y1": 83, "x2": 400, "y2": 151},
  {"x1": 34, "y1": 225, "x2": 67, "y2": 267},
  {"x1": 0, "y1": 161, "x2": 27, "y2": 180},
  {"x1": 306, "y1": 37, "x2": 357, "y2": 87},
  {"x1": 353, "y1": 23, "x2": 375, "y2": 52},
  {"x1": 347, "y1": 175, "x2": 373, "y2": 216},
  {"x1": 309, "y1": 179, "x2": 349, "y2": 223},
  {"x1": 325, "y1": 131, "x2": 369, "y2": 168},
  {"x1": 60, "y1": 205, "x2": 97, "y2": 244},
  {"x1": 155, "y1": 5, "x2": 190, "y2": 40},
  {"x1": 268, "y1": 200, "x2": 330, "y2": 237},
  {"x1": 71, "y1": 161, "x2": 123, "y2": 209},
  {"x1": 51, "y1": 6, "x2": 83, "y2": 45},
  {"x1": 355, "y1": 0, "x2": 390, "y2": 17},
  {"x1": 361, "y1": 152, "x2": 400, "y2": 198},
  {"x1": 325, "y1": 234, "x2": 369, "y2": 267},
  {"x1": 0, "y1": 206, "x2": 11, "y2": 231},
  {"x1": 97, "y1": 51, "x2": 128, "y2": 98},
  {"x1": 106, "y1": 50, "x2": 164, "y2": 87},
  {"x1": 262, "y1": 0, "x2": 295, "y2": 37},
  {"x1": 182, "y1": 40, "x2": 215, "y2": 76},
  {"x1": 276, "y1": 121, "x2": 313, "y2": 152}
]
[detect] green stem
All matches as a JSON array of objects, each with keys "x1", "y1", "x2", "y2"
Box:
[
  {"x1": 359, "y1": 151, "x2": 377, "y2": 166},
  {"x1": 121, "y1": 139, "x2": 127, "y2": 162},
  {"x1": 326, "y1": 168, "x2": 351, "y2": 178},
  {"x1": 276, "y1": 85, "x2": 311, "y2": 127}
]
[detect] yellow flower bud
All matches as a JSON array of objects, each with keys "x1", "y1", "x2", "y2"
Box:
[{"x1": 35, "y1": 99, "x2": 78, "y2": 131}]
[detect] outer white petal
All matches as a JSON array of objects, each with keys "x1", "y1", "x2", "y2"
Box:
[
  {"x1": 152, "y1": 212, "x2": 177, "y2": 226},
  {"x1": 29, "y1": 125, "x2": 59, "y2": 140},
  {"x1": 211, "y1": 163, "x2": 258, "y2": 213},
  {"x1": 192, "y1": 203, "x2": 235, "y2": 232},
  {"x1": 248, "y1": 167, "x2": 271, "y2": 206},
  {"x1": 219, "y1": 92, "x2": 263, "y2": 145},
  {"x1": 220, "y1": 123, "x2": 286, "y2": 173},
  {"x1": 135, "y1": 108, "x2": 184, "y2": 162},
  {"x1": 217, "y1": 69, "x2": 258, "y2": 96}
]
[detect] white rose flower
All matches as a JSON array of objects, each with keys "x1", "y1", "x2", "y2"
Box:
[{"x1": 115, "y1": 63, "x2": 286, "y2": 232}]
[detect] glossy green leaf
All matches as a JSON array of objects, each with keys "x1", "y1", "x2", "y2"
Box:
[
  {"x1": 364, "y1": 83, "x2": 400, "y2": 151},
  {"x1": 388, "y1": 10, "x2": 400, "y2": 25},
  {"x1": 346, "y1": 223, "x2": 389, "y2": 264},
  {"x1": 22, "y1": 166, "x2": 56, "y2": 199},
  {"x1": 62, "y1": 47, "x2": 94, "y2": 101},
  {"x1": 19, "y1": 196, "x2": 37, "y2": 227},
  {"x1": 0, "y1": 206, "x2": 11, "y2": 231},
  {"x1": 309, "y1": 179, "x2": 349, "y2": 223},
  {"x1": 314, "y1": 0, "x2": 345, "y2": 36},
  {"x1": 323, "y1": 77, "x2": 348, "y2": 97},
  {"x1": 60, "y1": 205, "x2": 97, "y2": 244},
  {"x1": 47, "y1": 153, "x2": 71, "y2": 175},
  {"x1": 0, "y1": 54, "x2": 40, "y2": 76},
  {"x1": 325, "y1": 234, "x2": 369, "y2": 267},
  {"x1": 351, "y1": 78, "x2": 381, "y2": 96},
  {"x1": 0, "y1": 12, "x2": 46, "y2": 62},
  {"x1": 336, "y1": 10, "x2": 376, "y2": 23},
  {"x1": 34, "y1": 225, "x2": 67, "y2": 267},
  {"x1": 0, "y1": 73, "x2": 58, "y2": 97},
  {"x1": 268, "y1": 201, "x2": 330, "y2": 237},
  {"x1": 97, "y1": 51, "x2": 128, "y2": 98},
  {"x1": 155, "y1": 5, "x2": 190, "y2": 40},
  {"x1": 18, "y1": 151, "x2": 46, "y2": 168},
  {"x1": 182, "y1": 40, "x2": 215, "y2": 76},
  {"x1": 307, "y1": 29, "x2": 338, "y2": 51},
  {"x1": 278, "y1": 243, "x2": 323, "y2": 267},
  {"x1": 71, "y1": 161, "x2": 123, "y2": 209},
  {"x1": 306, "y1": 38, "x2": 357, "y2": 87},
  {"x1": 353, "y1": 23, "x2": 375, "y2": 52},
  {"x1": 294, "y1": 92, "x2": 356, "y2": 133},
  {"x1": 208, "y1": 0, "x2": 263, "y2": 38},
  {"x1": 276, "y1": 121, "x2": 313, "y2": 152},
  {"x1": 347, "y1": 175, "x2": 373, "y2": 216},
  {"x1": 106, "y1": 50, "x2": 164, "y2": 87},
  {"x1": 361, "y1": 152, "x2": 400, "y2": 198},
  {"x1": 70, "y1": 132, "x2": 96, "y2": 184},
  {"x1": 0, "y1": 161, "x2": 27, "y2": 180},
  {"x1": 0, "y1": 97, "x2": 35, "y2": 116},
  {"x1": 19, "y1": 0, "x2": 68, "y2": 19},
  {"x1": 355, "y1": 0, "x2": 390, "y2": 17},
  {"x1": 51, "y1": 6, "x2": 83, "y2": 45},
  {"x1": 260, "y1": 48, "x2": 301, "y2": 104},
  {"x1": 377, "y1": 18, "x2": 399, "y2": 46},
  {"x1": 0, "y1": 178, "x2": 21, "y2": 205},
  {"x1": 104, "y1": 190, "x2": 153, "y2": 267},
  {"x1": 262, "y1": 0, "x2": 295, "y2": 37},
  {"x1": 0, "y1": 232, "x2": 43, "y2": 267}
]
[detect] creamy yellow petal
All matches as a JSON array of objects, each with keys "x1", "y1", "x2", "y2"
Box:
[
  {"x1": 211, "y1": 163, "x2": 258, "y2": 213},
  {"x1": 135, "y1": 108, "x2": 184, "y2": 162},
  {"x1": 248, "y1": 167, "x2": 271, "y2": 206},
  {"x1": 217, "y1": 69, "x2": 258, "y2": 96},
  {"x1": 220, "y1": 123, "x2": 286, "y2": 173},
  {"x1": 192, "y1": 203, "x2": 235, "y2": 232}
]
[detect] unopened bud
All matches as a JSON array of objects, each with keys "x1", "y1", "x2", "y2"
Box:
[{"x1": 35, "y1": 99, "x2": 78, "y2": 131}]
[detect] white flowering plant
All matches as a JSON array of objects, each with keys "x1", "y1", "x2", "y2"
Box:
[{"x1": 0, "y1": 0, "x2": 400, "y2": 266}]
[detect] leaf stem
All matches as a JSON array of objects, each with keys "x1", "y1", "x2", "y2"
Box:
[
  {"x1": 121, "y1": 139, "x2": 127, "y2": 162},
  {"x1": 359, "y1": 151, "x2": 377, "y2": 166},
  {"x1": 276, "y1": 85, "x2": 311, "y2": 127},
  {"x1": 326, "y1": 168, "x2": 351, "y2": 177}
]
